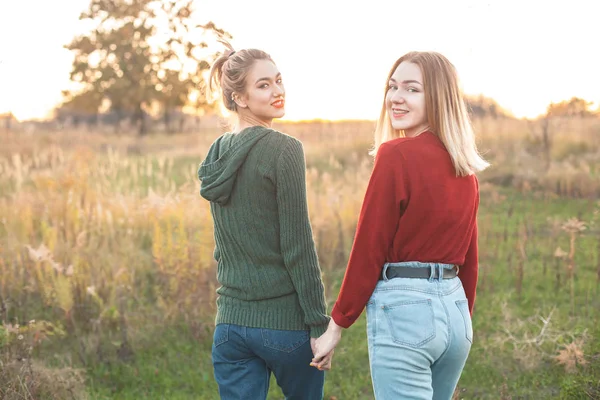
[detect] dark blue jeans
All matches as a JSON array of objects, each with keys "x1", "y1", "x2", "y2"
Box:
[{"x1": 212, "y1": 324, "x2": 324, "y2": 400}]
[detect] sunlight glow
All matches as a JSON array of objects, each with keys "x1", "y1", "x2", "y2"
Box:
[{"x1": 0, "y1": 0, "x2": 597, "y2": 121}]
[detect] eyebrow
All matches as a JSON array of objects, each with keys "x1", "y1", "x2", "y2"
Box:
[
  {"x1": 255, "y1": 73, "x2": 282, "y2": 84},
  {"x1": 389, "y1": 78, "x2": 423, "y2": 85}
]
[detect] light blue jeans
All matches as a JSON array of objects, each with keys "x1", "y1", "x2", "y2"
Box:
[{"x1": 366, "y1": 262, "x2": 473, "y2": 400}]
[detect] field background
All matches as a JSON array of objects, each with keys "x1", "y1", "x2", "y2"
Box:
[{"x1": 1, "y1": 115, "x2": 600, "y2": 399}]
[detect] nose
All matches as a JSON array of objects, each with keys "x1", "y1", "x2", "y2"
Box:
[
  {"x1": 274, "y1": 83, "x2": 284, "y2": 98},
  {"x1": 390, "y1": 90, "x2": 405, "y2": 104}
]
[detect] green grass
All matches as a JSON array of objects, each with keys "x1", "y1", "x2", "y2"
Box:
[
  {"x1": 2, "y1": 130, "x2": 599, "y2": 398},
  {"x1": 83, "y1": 314, "x2": 374, "y2": 400},
  {"x1": 80, "y1": 190, "x2": 600, "y2": 399},
  {"x1": 87, "y1": 326, "x2": 219, "y2": 400}
]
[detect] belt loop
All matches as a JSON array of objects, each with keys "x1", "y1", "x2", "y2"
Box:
[
  {"x1": 382, "y1": 262, "x2": 390, "y2": 282},
  {"x1": 428, "y1": 264, "x2": 435, "y2": 282},
  {"x1": 437, "y1": 263, "x2": 443, "y2": 282}
]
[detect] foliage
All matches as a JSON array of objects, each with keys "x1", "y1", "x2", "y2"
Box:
[
  {"x1": 1, "y1": 119, "x2": 599, "y2": 398},
  {"x1": 61, "y1": 0, "x2": 230, "y2": 134}
]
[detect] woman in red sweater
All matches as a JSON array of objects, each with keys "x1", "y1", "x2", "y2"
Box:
[{"x1": 311, "y1": 51, "x2": 490, "y2": 399}]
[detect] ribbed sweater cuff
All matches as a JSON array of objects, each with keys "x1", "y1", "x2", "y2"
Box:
[{"x1": 309, "y1": 319, "x2": 330, "y2": 338}]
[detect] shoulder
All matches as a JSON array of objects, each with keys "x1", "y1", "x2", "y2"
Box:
[
  {"x1": 383, "y1": 135, "x2": 426, "y2": 152},
  {"x1": 375, "y1": 137, "x2": 417, "y2": 162},
  {"x1": 263, "y1": 129, "x2": 305, "y2": 158},
  {"x1": 268, "y1": 128, "x2": 301, "y2": 146},
  {"x1": 379, "y1": 132, "x2": 446, "y2": 159},
  {"x1": 248, "y1": 127, "x2": 301, "y2": 149}
]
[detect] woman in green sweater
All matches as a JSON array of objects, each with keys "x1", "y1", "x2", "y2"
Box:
[{"x1": 198, "y1": 41, "x2": 331, "y2": 400}]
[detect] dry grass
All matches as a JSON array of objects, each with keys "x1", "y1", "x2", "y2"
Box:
[
  {"x1": 0, "y1": 361, "x2": 87, "y2": 400},
  {"x1": 1, "y1": 116, "x2": 599, "y2": 398}
]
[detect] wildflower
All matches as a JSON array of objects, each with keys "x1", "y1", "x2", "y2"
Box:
[
  {"x1": 561, "y1": 218, "x2": 586, "y2": 234},
  {"x1": 554, "y1": 247, "x2": 567, "y2": 258}
]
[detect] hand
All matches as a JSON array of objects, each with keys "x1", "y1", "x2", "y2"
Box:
[
  {"x1": 310, "y1": 319, "x2": 343, "y2": 370},
  {"x1": 310, "y1": 337, "x2": 334, "y2": 370},
  {"x1": 314, "y1": 348, "x2": 334, "y2": 370}
]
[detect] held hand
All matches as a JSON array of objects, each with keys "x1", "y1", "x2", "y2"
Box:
[
  {"x1": 310, "y1": 336, "x2": 334, "y2": 370},
  {"x1": 310, "y1": 319, "x2": 343, "y2": 370},
  {"x1": 314, "y1": 348, "x2": 334, "y2": 370}
]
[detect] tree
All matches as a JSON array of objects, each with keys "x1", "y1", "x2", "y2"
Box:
[
  {"x1": 56, "y1": 90, "x2": 103, "y2": 129},
  {"x1": 526, "y1": 97, "x2": 596, "y2": 171},
  {"x1": 465, "y1": 94, "x2": 512, "y2": 119},
  {"x1": 1, "y1": 112, "x2": 15, "y2": 131},
  {"x1": 63, "y1": 0, "x2": 230, "y2": 135},
  {"x1": 527, "y1": 115, "x2": 555, "y2": 171},
  {"x1": 526, "y1": 97, "x2": 594, "y2": 171},
  {"x1": 546, "y1": 97, "x2": 595, "y2": 118}
]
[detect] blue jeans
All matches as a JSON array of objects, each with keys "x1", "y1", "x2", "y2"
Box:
[
  {"x1": 211, "y1": 324, "x2": 324, "y2": 400},
  {"x1": 366, "y1": 262, "x2": 473, "y2": 400}
]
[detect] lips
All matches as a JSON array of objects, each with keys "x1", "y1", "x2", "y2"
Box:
[
  {"x1": 391, "y1": 108, "x2": 408, "y2": 118},
  {"x1": 272, "y1": 99, "x2": 285, "y2": 109}
]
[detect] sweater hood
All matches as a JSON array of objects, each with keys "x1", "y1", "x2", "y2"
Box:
[{"x1": 198, "y1": 126, "x2": 271, "y2": 204}]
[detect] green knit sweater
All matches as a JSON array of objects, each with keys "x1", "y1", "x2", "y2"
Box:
[{"x1": 198, "y1": 126, "x2": 329, "y2": 337}]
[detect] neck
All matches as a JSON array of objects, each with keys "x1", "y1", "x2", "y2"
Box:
[
  {"x1": 405, "y1": 126, "x2": 430, "y2": 138},
  {"x1": 234, "y1": 112, "x2": 272, "y2": 133}
]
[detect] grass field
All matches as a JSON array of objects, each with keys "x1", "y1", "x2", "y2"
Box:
[{"x1": 1, "y1": 117, "x2": 599, "y2": 399}]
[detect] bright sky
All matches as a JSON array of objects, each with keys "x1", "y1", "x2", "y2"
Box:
[{"x1": 0, "y1": 0, "x2": 597, "y2": 122}]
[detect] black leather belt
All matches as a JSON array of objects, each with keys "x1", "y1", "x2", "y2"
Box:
[{"x1": 380, "y1": 265, "x2": 459, "y2": 281}]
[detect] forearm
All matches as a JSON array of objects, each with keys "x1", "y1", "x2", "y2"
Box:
[
  {"x1": 277, "y1": 138, "x2": 329, "y2": 337},
  {"x1": 332, "y1": 143, "x2": 405, "y2": 328},
  {"x1": 285, "y1": 248, "x2": 330, "y2": 337},
  {"x1": 461, "y1": 222, "x2": 479, "y2": 314}
]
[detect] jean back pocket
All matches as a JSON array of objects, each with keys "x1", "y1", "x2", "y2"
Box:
[
  {"x1": 383, "y1": 299, "x2": 435, "y2": 348},
  {"x1": 455, "y1": 300, "x2": 473, "y2": 344},
  {"x1": 261, "y1": 328, "x2": 309, "y2": 353},
  {"x1": 213, "y1": 324, "x2": 230, "y2": 348}
]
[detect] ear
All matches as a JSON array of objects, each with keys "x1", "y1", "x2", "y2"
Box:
[{"x1": 232, "y1": 93, "x2": 248, "y2": 109}]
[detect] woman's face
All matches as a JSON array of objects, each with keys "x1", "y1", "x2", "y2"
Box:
[
  {"x1": 237, "y1": 59, "x2": 285, "y2": 121},
  {"x1": 386, "y1": 61, "x2": 428, "y2": 137}
]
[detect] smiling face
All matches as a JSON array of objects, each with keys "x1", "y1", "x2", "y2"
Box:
[
  {"x1": 234, "y1": 59, "x2": 285, "y2": 123},
  {"x1": 386, "y1": 61, "x2": 429, "y2": 137}
]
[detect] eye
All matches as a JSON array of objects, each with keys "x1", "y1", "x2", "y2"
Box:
[
  {"x1": 276, "y1": 78, "x2": 283, "y2": 84},
  {"x1": 408, "y1": 87, "x2": 420, "y2": 93},
  {"x1": 388, "y1": 84, "x2": 398, "y2": 91},
  {"x1": 258, "y1": 83, "x2": 269, "y2": 89}
]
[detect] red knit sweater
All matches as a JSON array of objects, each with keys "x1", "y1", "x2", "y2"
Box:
[{"x1": 331, "y1": 131, "x2": 479, "y2": 328}]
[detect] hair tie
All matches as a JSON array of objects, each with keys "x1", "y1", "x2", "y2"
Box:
[{"x1": 228, "y1": 50, "x2": 236, "y2": 58}]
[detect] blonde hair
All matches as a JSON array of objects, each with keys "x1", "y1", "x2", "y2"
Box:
[
  {"x1": 208, "y1": 39, "x2": 274, "y2": 112},
  {"x1": 371, "y1": 51, "x2": 490, "y2": 176}
]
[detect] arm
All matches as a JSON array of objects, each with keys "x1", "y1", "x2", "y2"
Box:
[
  {"x1": 331, "y1": 142, "x2": 407, "y2": 328},
  {"x1": 460, "y1": 218, "x2": 479, "y2": 315},
  {"x1": 212, "y1": 210, "x2": 221, "y2": 262},
  {"x1": 276, "y1": 139, "x2": 329, "y2": 338},
  {"x1": 459, "y1": 178, "x2": 480, "y2": 314},
  {"x1": 213, "y1": 236, "x2": 221, "y2": 263},
  {"x1": 313, "y1": 143, "x2": 406, "y2": 366}
]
